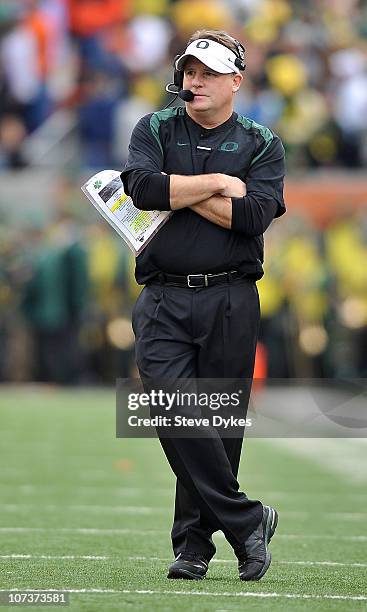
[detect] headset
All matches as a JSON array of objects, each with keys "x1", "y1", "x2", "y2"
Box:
[
  {"x1": 165, "y1": 36, "x2": 246, "y2": 100},
  {"x1": 228, "y1": 35, "x2": 247, "y2": 72}
]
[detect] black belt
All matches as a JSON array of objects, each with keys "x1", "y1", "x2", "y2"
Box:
[{"x1": 154, "y1": 270, "x2": 243, "y2": 288}]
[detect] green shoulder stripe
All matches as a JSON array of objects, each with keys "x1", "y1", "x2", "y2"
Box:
[
  {"x1": 150, "y1": 107, "x2": 184, "y2": 155},
  {"x1": 236, "y1": 116, "x2": 274, "y2": 166}
]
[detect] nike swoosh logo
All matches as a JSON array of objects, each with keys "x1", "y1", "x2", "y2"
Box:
[{"x1": 177, "y1": 142, "x2": 190, "y2": 146}]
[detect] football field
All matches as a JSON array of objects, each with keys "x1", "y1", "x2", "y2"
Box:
[{"x1": 0, "y1": 387, "x2": 366, "y2": 611}]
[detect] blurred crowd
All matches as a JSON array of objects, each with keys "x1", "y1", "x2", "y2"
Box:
[
  {"x1": 0, "y1": 184, "x2": 366, "y2": 384},
  {"x1": 0, "y1": 0, "x2": 366, "y2": 384},
  {"x1": 0, "y1": 0, "x2": 366, "y2": 170},
  {"x1": 0, "y1": 190, "x2": 139, "y2": 384}
]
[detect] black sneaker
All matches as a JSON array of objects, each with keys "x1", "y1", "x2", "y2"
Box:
[
  {"x1": 167, "y1": 552, "x2": 209, "y2": 580},
  {"x1": 238, "y1": 505, "x2": 278, "y2": 581}
]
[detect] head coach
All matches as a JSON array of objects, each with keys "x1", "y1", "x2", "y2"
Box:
[{"x1": 120, "y1": 29, "x2": 286, "y2": 582}]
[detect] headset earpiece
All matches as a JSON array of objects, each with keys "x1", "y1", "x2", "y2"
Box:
[
  {"x1": 173, "y1": 55, "x2": 184, "y2": 90},
  {"x1": 230, "y1": 37, "x2": 246, "y2": 72},
  {"x1": 234, "y1": 56, "x2": 246, "y2": 71},
  {"x1": 166, "y1": 55, "x2": 183, "y2": 94}
]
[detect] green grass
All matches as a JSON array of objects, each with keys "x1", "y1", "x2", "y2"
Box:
[{"x1": 0, "y1": 387, "x2": 366, "y2": 611}]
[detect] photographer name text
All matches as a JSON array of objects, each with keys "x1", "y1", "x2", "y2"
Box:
[{"x1": 127, "y1": 415, "x2": 252, "y2": 428}]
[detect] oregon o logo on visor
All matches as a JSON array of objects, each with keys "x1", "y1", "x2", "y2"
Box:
[{"x1": 196, "y1": 41, "x2": 210, "y2": 49}]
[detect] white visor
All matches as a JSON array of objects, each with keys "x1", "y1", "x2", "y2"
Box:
[{"x1": 175, "y1": 39, "x2": 241, "y2": 74}]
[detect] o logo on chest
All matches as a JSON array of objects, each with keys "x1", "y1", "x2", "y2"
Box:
[{"x1": 220, "y1": 141, "x2": 239, "y2": 152}]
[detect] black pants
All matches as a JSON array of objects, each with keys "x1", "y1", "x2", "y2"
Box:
[{"x1": 132, "y1": 278, "x2": 262, "y2": 560}]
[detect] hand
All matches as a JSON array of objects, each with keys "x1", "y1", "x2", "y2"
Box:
[{"x1": 219, "y1": 175, "x2": 246, "y2": 198}]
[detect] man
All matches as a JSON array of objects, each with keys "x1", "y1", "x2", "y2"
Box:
[{"x1": 121, "y1": 29, "x2": 285, "y2": 581}]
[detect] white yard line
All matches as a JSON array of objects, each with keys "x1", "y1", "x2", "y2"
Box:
[
  {"x1": 0, "y1": 527, "x2": 366, "y2": 540},
  {"x1": 0, "y1": 504, "x2": 164, "y2": 514},
  {"x1": 1, "y1": 554, "x2": 366, "y2": 569},
  {"x1": 268, "y1": 439, "x2": 367, "y2": 484},
  {"x1": 0, "y1": 505, "x2": 366, "y2": 520},
  {"x1": 329, "y1": 512, "x2": 367, "y2": 520},
  {"x1": 260, "y1": 491, "x2": 367, "y2": 500},
  {"x1": 0, "y1": 484, "x2": 171, "y2": 496},
  {"x1": 214, "y1": 532, "x2": 367, "y2": 542},
  {"x1": 0, "y1": 528, "x2": 162, "y2": 535},
  {"x1": 279, "y1": 561, "x2": 367, "y2": 568},
  {"x1": 0, "y1": 588, "x2": 366, "y2": 601},
  {"x1": 274, "y1": 511, "x2": 367, "y2": 520},
  {"x1": 2, "y1": 483, "x2": 366, "y2": 500},
  {"x1": 128, "y1": 556, "x2": 367, "y2": 568},
  {"x1": 0, "y1": 555, "x2": 107, "y2": 560}
]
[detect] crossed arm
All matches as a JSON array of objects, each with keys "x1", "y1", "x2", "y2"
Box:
[
  {"x1": 168, "y1": 173, "x2": 246, "y2": 230},
  {"x1": 189, "y1": 195, "x2": 232, "y2": 229},
  {"x1": 125, "y1": 170, "x2": 277, "y2": 235},
  {"x1": 169, "y1": 173, "x2": 277, "y2": 235}
]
